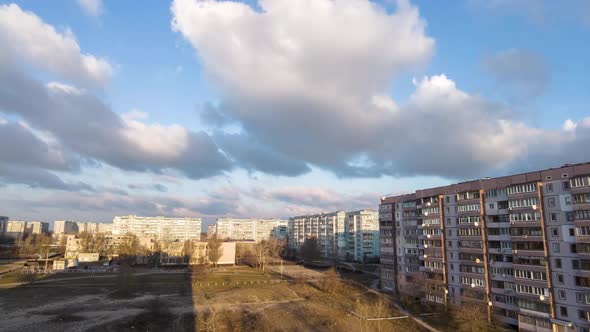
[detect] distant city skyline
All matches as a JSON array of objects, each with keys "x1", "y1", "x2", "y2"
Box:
[{"x1": 1, "y1": 0, "x2": 589, "y2": 223}]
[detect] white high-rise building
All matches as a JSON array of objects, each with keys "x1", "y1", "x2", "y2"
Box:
[
  {"x1": 215, "y1": 218, "x2": 288, "y2": 242},
  {"x1": 113, "y1": 215, "x2": 201, "y2": 241}
]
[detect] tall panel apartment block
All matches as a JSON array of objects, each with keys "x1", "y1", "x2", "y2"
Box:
[{"x1": 380, "y1": 163, "x2": 590, "y2": 332}]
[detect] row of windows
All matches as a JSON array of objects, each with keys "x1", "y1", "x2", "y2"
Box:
[
  {"x1": 514, "y1": 270, "x2": 547, "y2": 281},
  {"x1": 485, "y1": 188, "x2": 507, "y2": 198},
  {"x1": 425, "y1": 261, "x2": 444, "y2": 269},
  {"x1": 460, "y1": 264, "x2": 484, "y2": 274},
  {"x1": 456, "y1": 191, "x2": 480, "y2": 201},
  {"x1": 487, "y1": 227, "x2": 511, "y2": 235},
  {"x1": 517, "y1": 299, "x2": 550, "y2": 313},
  {"x1": 515, "y1": 284, "x2": 548, "y2": 296},
  {"x1": 511, "y1": 227, "x2": 543, "y2": 236},
  {"x1": 423, "y1": 228, "x2": 442, "y2": 235},
  {"x1": 509, "y1": 212, "x2": 541, "y2": 222},
  {"x1": 570, "y1": 176, "x2": 590, "y2": 188},
  {"x1": 575, "y1": 210, "x2": 590, "y2": 221},
  {"x1": 457, "y1": 204, "x2": 480, "y2": 212},
  {"x1": 422, "y1": 207, "x2": 440, "y2": 215},
  {"x1": 458, "y1": 228, "x2": 481, "y2": 236},
  {"x1": 461, "y1": 276, "x2": 485, "y2": 287},
  {"x1": 578, "y1": 226, "x2": 590, "y2": 236},
  {"x1": 507, "y1": 183, "x2": 537, "y2": 195},
  {"x1": 459, "y1": 240, "x2": 483, "y2": 249},
  {"x1": 490, "y1": 267, "x2": 513, "y2": 276},
  {"x1": 513, "y1": 255, "x2": 546, "y2": 266},
  {"x1": 457, "y1": 216, "x2": 481, "y2": 224},
  {"x1": 574, "y1": 193, "x2": 590, "y2": 204},
  {"x1": 508, "y1": 197, "x2": 539, "y2": 209},
  {"x1": 422, "y1": 218, "x2": 440, "y2": 226}
]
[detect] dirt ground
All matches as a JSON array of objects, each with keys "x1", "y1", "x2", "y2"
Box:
[{"x1": 0, "y1": 265, "x2": 426, "y2": 332}]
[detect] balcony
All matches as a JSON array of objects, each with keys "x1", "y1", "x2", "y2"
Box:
[{"x1": 576, "y1": 235, "x2": 590, "y2": 244}]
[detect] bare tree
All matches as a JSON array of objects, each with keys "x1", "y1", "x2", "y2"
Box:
[
  {"x1": 78, "y1": 231, "x2": 93, "y2": 252},
  {"x1": 207, "y1": 235, "x2": 223, "y2": 268},
  {"x1": 118, "y1": 233, "x2": 140, "y2": 264},
  {"x1": 454, "y1": 304, "x2": 492, "y2": 332}
]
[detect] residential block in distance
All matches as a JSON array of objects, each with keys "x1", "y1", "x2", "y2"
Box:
[
  {"x1": 112, "y1": 215, "x2": 201, "y2": 241},
  {"x1": 288, "y1": 209, "x2": 379, "y2": 262}
]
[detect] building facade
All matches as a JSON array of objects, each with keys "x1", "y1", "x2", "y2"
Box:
[
  {"x1": 53, "y1": 220, "x2": 79, "y2": 235},
  {"x1": 380, "y1": 162, "x2": 590, "y2": 331},
  {"x1": 25, "y1": 221, "x2": 49, "y2": 234},
  {"x1": 288, "y1": 210, "x2": 379, "y2": 262},
  {"x1": 5, "y1": 220, "x2": 27, "y2": 238},
  {"x1": 113, "y1": 215, "x2": 201, "y2": 241},
  {"x1": 347, "y1": 210, "x2": 380, "y2": 262},
  {"x1": 214, "y1": 218, "x2": 288, "y2": 242},
  {"x1": 0, "y1": 216, "x2": 8, "y2": 236}
]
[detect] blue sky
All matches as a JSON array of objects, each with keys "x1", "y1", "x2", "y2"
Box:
[{"x1": 0, "y1": 0, "x2": 588, "y2": 226}]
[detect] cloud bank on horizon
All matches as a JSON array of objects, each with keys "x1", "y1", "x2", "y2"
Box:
[{"x1": 0, "y1": 0, "x2": 589, "y2": 222}]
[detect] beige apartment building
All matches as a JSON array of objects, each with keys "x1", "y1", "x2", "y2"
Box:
[{"x1": 380, "y1": 162, "x2": 590, "y2": 331}]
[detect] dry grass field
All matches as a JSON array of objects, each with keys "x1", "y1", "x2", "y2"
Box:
[{"x1": 0, "y1": 265, "x2": 427, "y2": 332}]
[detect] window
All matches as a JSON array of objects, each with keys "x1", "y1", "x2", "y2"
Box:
[
  {"x1": 548, "y1": 198, "x2": 556, "y2": 207},
  {"x1": 577, "y1": 292, "x2": 585, "y2": 303},
  {"x1": 553, "y1": 243, "x2": 560, "y2": 253},
  {"x1": 551, "y1": 213, "x2": 557, "y2": 221},
  {"x1": 547, "y1": 183, "x2": 553, "y2": 192},
  {"x1": 558, "y1": 290, "x2": 567, "y2": 300},
  {"x1": 558, "y1": 274, "x2": 564, "y2": 283},
  {"x1": 563, "y1": 181, "x2": 570, "y2": 190},
  {"x1": 572, "y1": 244, "x2": 578, "y2": 253},
  {"x1": 489, "y1": 203, "x2": 495, "y2": 209},
  {"x1": 573, "y1": 260, "x2": 580, "y2": 269},
  {"x1": 552, "y1": 228, "x2": 559, "y2": 237},
  {"x1": 555, "y1": 258, "x2": 562, "y2": 269},
  {"x1": 570, "y1": 228, "x2": 576, "y2": 236},
  {"x1": 560, "y1": 306, "x2": 568, "y2": 317}
]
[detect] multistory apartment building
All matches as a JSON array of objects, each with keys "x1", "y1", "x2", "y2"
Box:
[
  {"x1": 25, "y1": 221, "x2": 49, "y2": 234},
  {"x1": 288, "y1": 210, "x2": 379, "y2": 262},
  {"x1": 113, "y1": 215, "x2": 201, "y2": 241},
  {"x1": 5, "y1": 220, "x2": 27, "y2": 238},
  {"x1": 346, "y1": 210, "x2": 380, "y2": 262},
  {"x1": 380, "y1": 162, "x2": 590, "y2": 331},
  {"x1": 289, "y1": 211, "x2": 346, "y2": 259},
  {"x1": 215, "y1": 218, "x2": 288, "y2": 242},
  {"x1": 53, "y1": 220, "x2": 79, "y2": 235}
]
